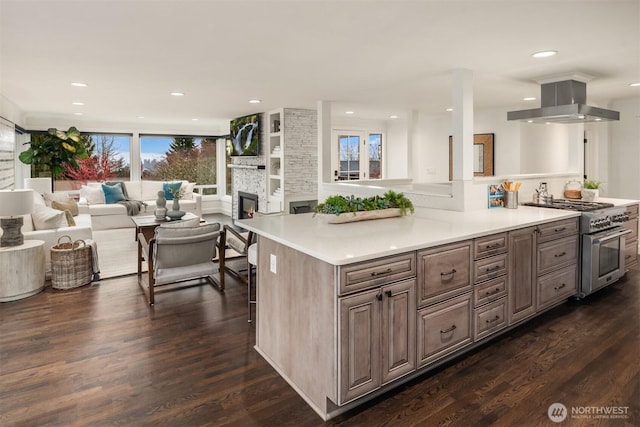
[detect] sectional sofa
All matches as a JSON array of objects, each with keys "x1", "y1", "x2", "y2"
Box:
[{"x1": 78, "y1": 180, "x2": 202, "y2": 230}]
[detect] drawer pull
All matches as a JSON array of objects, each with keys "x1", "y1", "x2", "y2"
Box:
[
  {"x1": 440, "y1": 325, "x2": 457, "y2": 334},
  {"x1": 385, "y1": 290, "x2": 392, "y2": 298},
  {"x1": 486, "y1": 315, "x2": 501, "y2": 324},
  {"x1": 554, "y1": 283, "x2": 566, "y2": 291},
  {"x1": 625, "y1": 255, "x2": 632, "y2": 260},
  {"x1": 485, "y1": 288, "x2": 501, "y2": 297},
  {"x1": 554, "y1": 252, "x2": 567, "y2": 258},
  {"x1": 376, "y1": 293, "x2": 383, "y2": 301},
  {"x1": 554, "y1": 226, "x2": 567, "y2": 232},
  {"x1": 440, "y1": 269, "x2": 457, "y2": 278},
  {"x1": 371, "y1": 268, "x2": 393, "y2": 277},
  {"x1": 485, "y1": 243, "x2": 500, "y2": 249},
  {"x1": 485, "y1": 265, "x2": 501, "y2": 273}
]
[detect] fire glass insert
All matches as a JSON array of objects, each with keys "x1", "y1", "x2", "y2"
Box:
[{"x1": 238, "y1": 191, "x2": 258, "y2": 219}]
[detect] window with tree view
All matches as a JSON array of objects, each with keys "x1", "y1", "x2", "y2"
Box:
[
  {"x1": 51, "y1": 133, "x2": 130, "y2": 191},
  {"x1": 140, "y1": 135, "x2": 218, "y2": 195}
]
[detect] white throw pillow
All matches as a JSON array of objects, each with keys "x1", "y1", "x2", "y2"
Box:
[
  {"x1": 182, "y1": 182, "x2": 196, "y2": 200},
  {"x1": 43, "y1": 192, "x2": 73, "y2": 207},
  {"x1": 31, "y1": 205, "x2": 68, "y2": 230},
  {"x1": 82, "y1": 185, "x2": 105, "y2": 205}
]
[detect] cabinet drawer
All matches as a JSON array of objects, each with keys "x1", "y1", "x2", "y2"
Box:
[
  {"x1": 473, "y1": 275, "x2": 508, "y2": 308},
  {"x1": 537, "y1": 236, "x2": 578, "y2": 276},
  {"x1": 474, "y1": 233, "x2": 507, "y2": 260},
  {"x1": 625, "y1": 241, "x2": 638, "y2": 269},
  {"x1": 417, "y1": 292, "x2": 472, "y2": 367},
  {"x1": 339, "y1": 252, "x2": 416, "y2": 295},
  {"x1": 622, "y1": 218, "x2": 638, "y2": 242},
  {"x1": 624, "y1": 204, "x2": 639, "y2": 218},
  {"x1": 538, "y1": 265, "x2": 577, "y2": 310},
  {"x1": 537, "y1": 218, "x2": 579, "y2": 243},
  {"x1": 473, "y1": 253, "x2": 508, "y2": 284},
  {"x1": 417, "y1": 241, "x2": 471, "y2": 307},
  {"x1": 473, "y1": 297, "x2": 507, "y2": 341}
]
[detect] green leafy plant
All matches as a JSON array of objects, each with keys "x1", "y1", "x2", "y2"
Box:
[
  {"x1": 583, "y1": 180, "x2": 602, "y2": 189},
  {"x1": 315, "y1": 191, "x2": 414, "y2": 216},
  {"x1": 19, "y1": 127, "x2": 91, "y2": 177}
]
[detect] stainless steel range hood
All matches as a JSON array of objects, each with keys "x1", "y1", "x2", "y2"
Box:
[{"x1": 507, "y1": 79, "x2": 619, "y2": 123}]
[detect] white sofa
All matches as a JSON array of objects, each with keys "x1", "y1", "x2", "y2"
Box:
[
  {"x1": 17, "y1": 190, "x2": 94, "y2": 276},
  {"x1": 78, "y1": 181, "x2": 202, "y2": 230}
]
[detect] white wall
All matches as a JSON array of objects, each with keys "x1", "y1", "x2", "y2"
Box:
[{"x1": 607, "y1": 97, "x2": 640, "y2": 199}]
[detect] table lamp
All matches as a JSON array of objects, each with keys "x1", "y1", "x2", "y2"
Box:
[{"x1": 0, "y1": 189, "x2": 34, "y2": 247}]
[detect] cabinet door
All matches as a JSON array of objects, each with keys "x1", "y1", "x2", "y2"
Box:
[
  {"x1": 508, "y1": 227, "x2": 537, "y2": 325},
  {"x1": 339, "y1": 289, "x2": 381, "y2": 404},
  {"x1": 381, "y1": 279, "x2": 416, "y2": 385}
]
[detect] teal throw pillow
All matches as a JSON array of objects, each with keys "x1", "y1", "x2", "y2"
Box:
[
  {"x1": 102, "y1": 182, "x2": 126, "y2": 204},
  {"x1": 163, "y1": 181, "x2": 182, "y2": 200}
]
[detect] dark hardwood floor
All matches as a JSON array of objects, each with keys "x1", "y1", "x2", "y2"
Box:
[{"x1": 1, "y1": 265, "x2": 638, "y2": 426}]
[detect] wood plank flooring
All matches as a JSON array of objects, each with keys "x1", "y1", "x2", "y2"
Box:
[{"x1": 0, "y1": 265, "x2": 638, "y2": 426}]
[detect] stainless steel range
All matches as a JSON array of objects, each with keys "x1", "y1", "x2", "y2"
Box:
[{"x1": 524, "y1": 199, "x2": 632, "y2": 297}]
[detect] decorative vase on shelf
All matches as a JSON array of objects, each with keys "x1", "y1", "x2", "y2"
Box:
[{"x1": 154, "y1": 191, "x2": 167, "y2": 220}]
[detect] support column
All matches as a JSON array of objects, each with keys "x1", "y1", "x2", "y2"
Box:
[
  {"x1": 451, "y1": 69, "x2": 474, "y2": 181},
  {"x1": 317, "y1": 100, "x2": 332, "y2": 187}
]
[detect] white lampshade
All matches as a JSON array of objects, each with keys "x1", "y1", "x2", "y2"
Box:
[
  {"x1": 0, "y1": 189, "x2": 35, "y2": 217},
  {"x1": 24, "y1": 177, "x2": 52, "y2": 194}
]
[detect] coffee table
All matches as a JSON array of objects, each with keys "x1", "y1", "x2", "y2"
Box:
[{"x1": 132, "y1": 213, "x2": 200, "y2": 243}]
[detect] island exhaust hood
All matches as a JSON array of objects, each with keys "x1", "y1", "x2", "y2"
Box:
[{"x1": 507, "y1": 79, "x2": 619, "y2": 124}]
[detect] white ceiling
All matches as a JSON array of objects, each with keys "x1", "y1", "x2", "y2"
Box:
[{"x1": 1, "y1": 0, "x2": 639, "y2": 134}]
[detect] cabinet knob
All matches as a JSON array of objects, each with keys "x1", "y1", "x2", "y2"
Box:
[
  {"x1": 385, "y1": 290, "x2": 392, "y2": 298},
  {"x1": 376, "y1": 293, "x2": 383, "y2": 301}
]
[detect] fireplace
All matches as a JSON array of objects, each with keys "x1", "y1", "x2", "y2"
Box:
[{"x1": 238, "y1": 191, "x2": 258, "y2": 219}]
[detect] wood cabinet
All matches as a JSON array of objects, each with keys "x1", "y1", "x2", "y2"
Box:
[
  {"x1": 472, "y1": 232, "x2": 508, "y2": 340},
  {"x1": 417, "y1": 241, "x2": 471, "y2": 307},
  {"x1": 339, "y1": 253, "x2": 416, "y2": 295},
  {"x1": 622, "y1": 204, "x2": 639, "y2": 270},
  {"x1": 339, "y1": 278, "x2": 416, "y2": 404},
  {"x1": 508, "y1": 226, "x2": 537, "y2": 325},
  {"x1": 536, "y1": 218, "x2": 579, "y2": 310},
  {"x1": 417, "y1": 292, "x2": 472, "y2": 367}
]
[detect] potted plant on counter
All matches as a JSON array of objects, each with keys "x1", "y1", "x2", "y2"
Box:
[
  {"x1": 315, "y1": 190, "x2": 414, "y2": 224},
  {"x1": 582, "y1": 180, "x2": 602, "y2": 202}
]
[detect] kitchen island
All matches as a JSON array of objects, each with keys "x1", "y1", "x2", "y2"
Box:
[{"x1": 238, "y1": 206, "x2": 582, "y2": 420}]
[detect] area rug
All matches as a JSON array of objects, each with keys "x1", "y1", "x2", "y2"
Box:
[{"x1": 92, "y1": 228, "x2": 139, "y2": 279}]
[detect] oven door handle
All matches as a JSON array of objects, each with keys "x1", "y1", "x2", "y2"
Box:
[{"x1": 592, "y1": 228, "x2": 632, "y2": 244}]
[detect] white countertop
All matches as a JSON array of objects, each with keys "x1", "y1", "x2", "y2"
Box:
[{"x1": 238, "y1": 206, "x2": 583, "y2": 265}]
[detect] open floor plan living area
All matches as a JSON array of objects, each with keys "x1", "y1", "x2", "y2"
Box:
[{"x1": 1, "y1": 1, "x2": 639, "y2": 425}]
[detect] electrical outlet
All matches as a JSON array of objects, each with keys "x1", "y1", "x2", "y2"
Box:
[{"x1": 270, "y1": 254, "x2": 277, "y2": 274}]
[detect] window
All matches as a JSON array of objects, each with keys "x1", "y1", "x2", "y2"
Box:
[
  {"x1": 140, "y1": 135, "x2": 218, "y2": 195},
  {"x1": 55, "y1": 133, "x2": 131, "y2": 191},
  {"x1": 335, "y1": 131, "x2": 384, "y2": 180}
]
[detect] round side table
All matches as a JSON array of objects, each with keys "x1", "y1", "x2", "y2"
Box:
[{"x1": 0, "y1": 240, "x2": 45, "y2": 302}]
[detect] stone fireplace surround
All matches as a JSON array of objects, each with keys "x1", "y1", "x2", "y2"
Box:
[{"x1": 231, "y1": 108, "x2": 317, "y2": 220}]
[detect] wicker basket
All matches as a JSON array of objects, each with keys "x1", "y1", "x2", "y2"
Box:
[{"x1": 51, "y1": 236, "x2": 93, "y2": 290}]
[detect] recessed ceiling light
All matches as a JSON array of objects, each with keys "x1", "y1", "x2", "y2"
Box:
[
  {"x1": 72, "y1": 102, "x2": 84, "y2": 106},
  {"x1": 389, "y1": 115, "x2": 398, "y2": 119},
  {"x1": 527, "y1": 120, "x2": 534, "y2": 123},
  {"x1": 445, "y1": 108, "x2": 453, "y2": 112},
  {"x1": 170, "y1": 92, "x2": 185, "y2": 96},
  {"x1": 594, "y1": 118, "x2": 602, "y2": 121},
  {"x1": 137, "y1": 116, "x2": 145, "y2": 119},
  {"x1": 71, "y1": 82, "x2": 87, "y2": 87},
  {"x1": 630, "y1": 83, "x2": 640, "y2": 87},
  {"x1": 74, "y1": 112, "x2": 83, "y2": 116},
  {"x1": 532, "y1": 50, "x2": 558, "y2": 58},
  {"x1": 545, "y1": 122, "x2": 552, "y2": 125},
  {"x1": 191, "y1": 118, "x2": 199, "y2": 121},
  {"x1": 345, "y1": 111, "x2": 354, "y2": 115},
  {"x1": 523, "y1": 97, "x2": 536, "y2": 101},
  {"x1": 248, "y1": 99, "x2": 261, "y2": 104}
]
